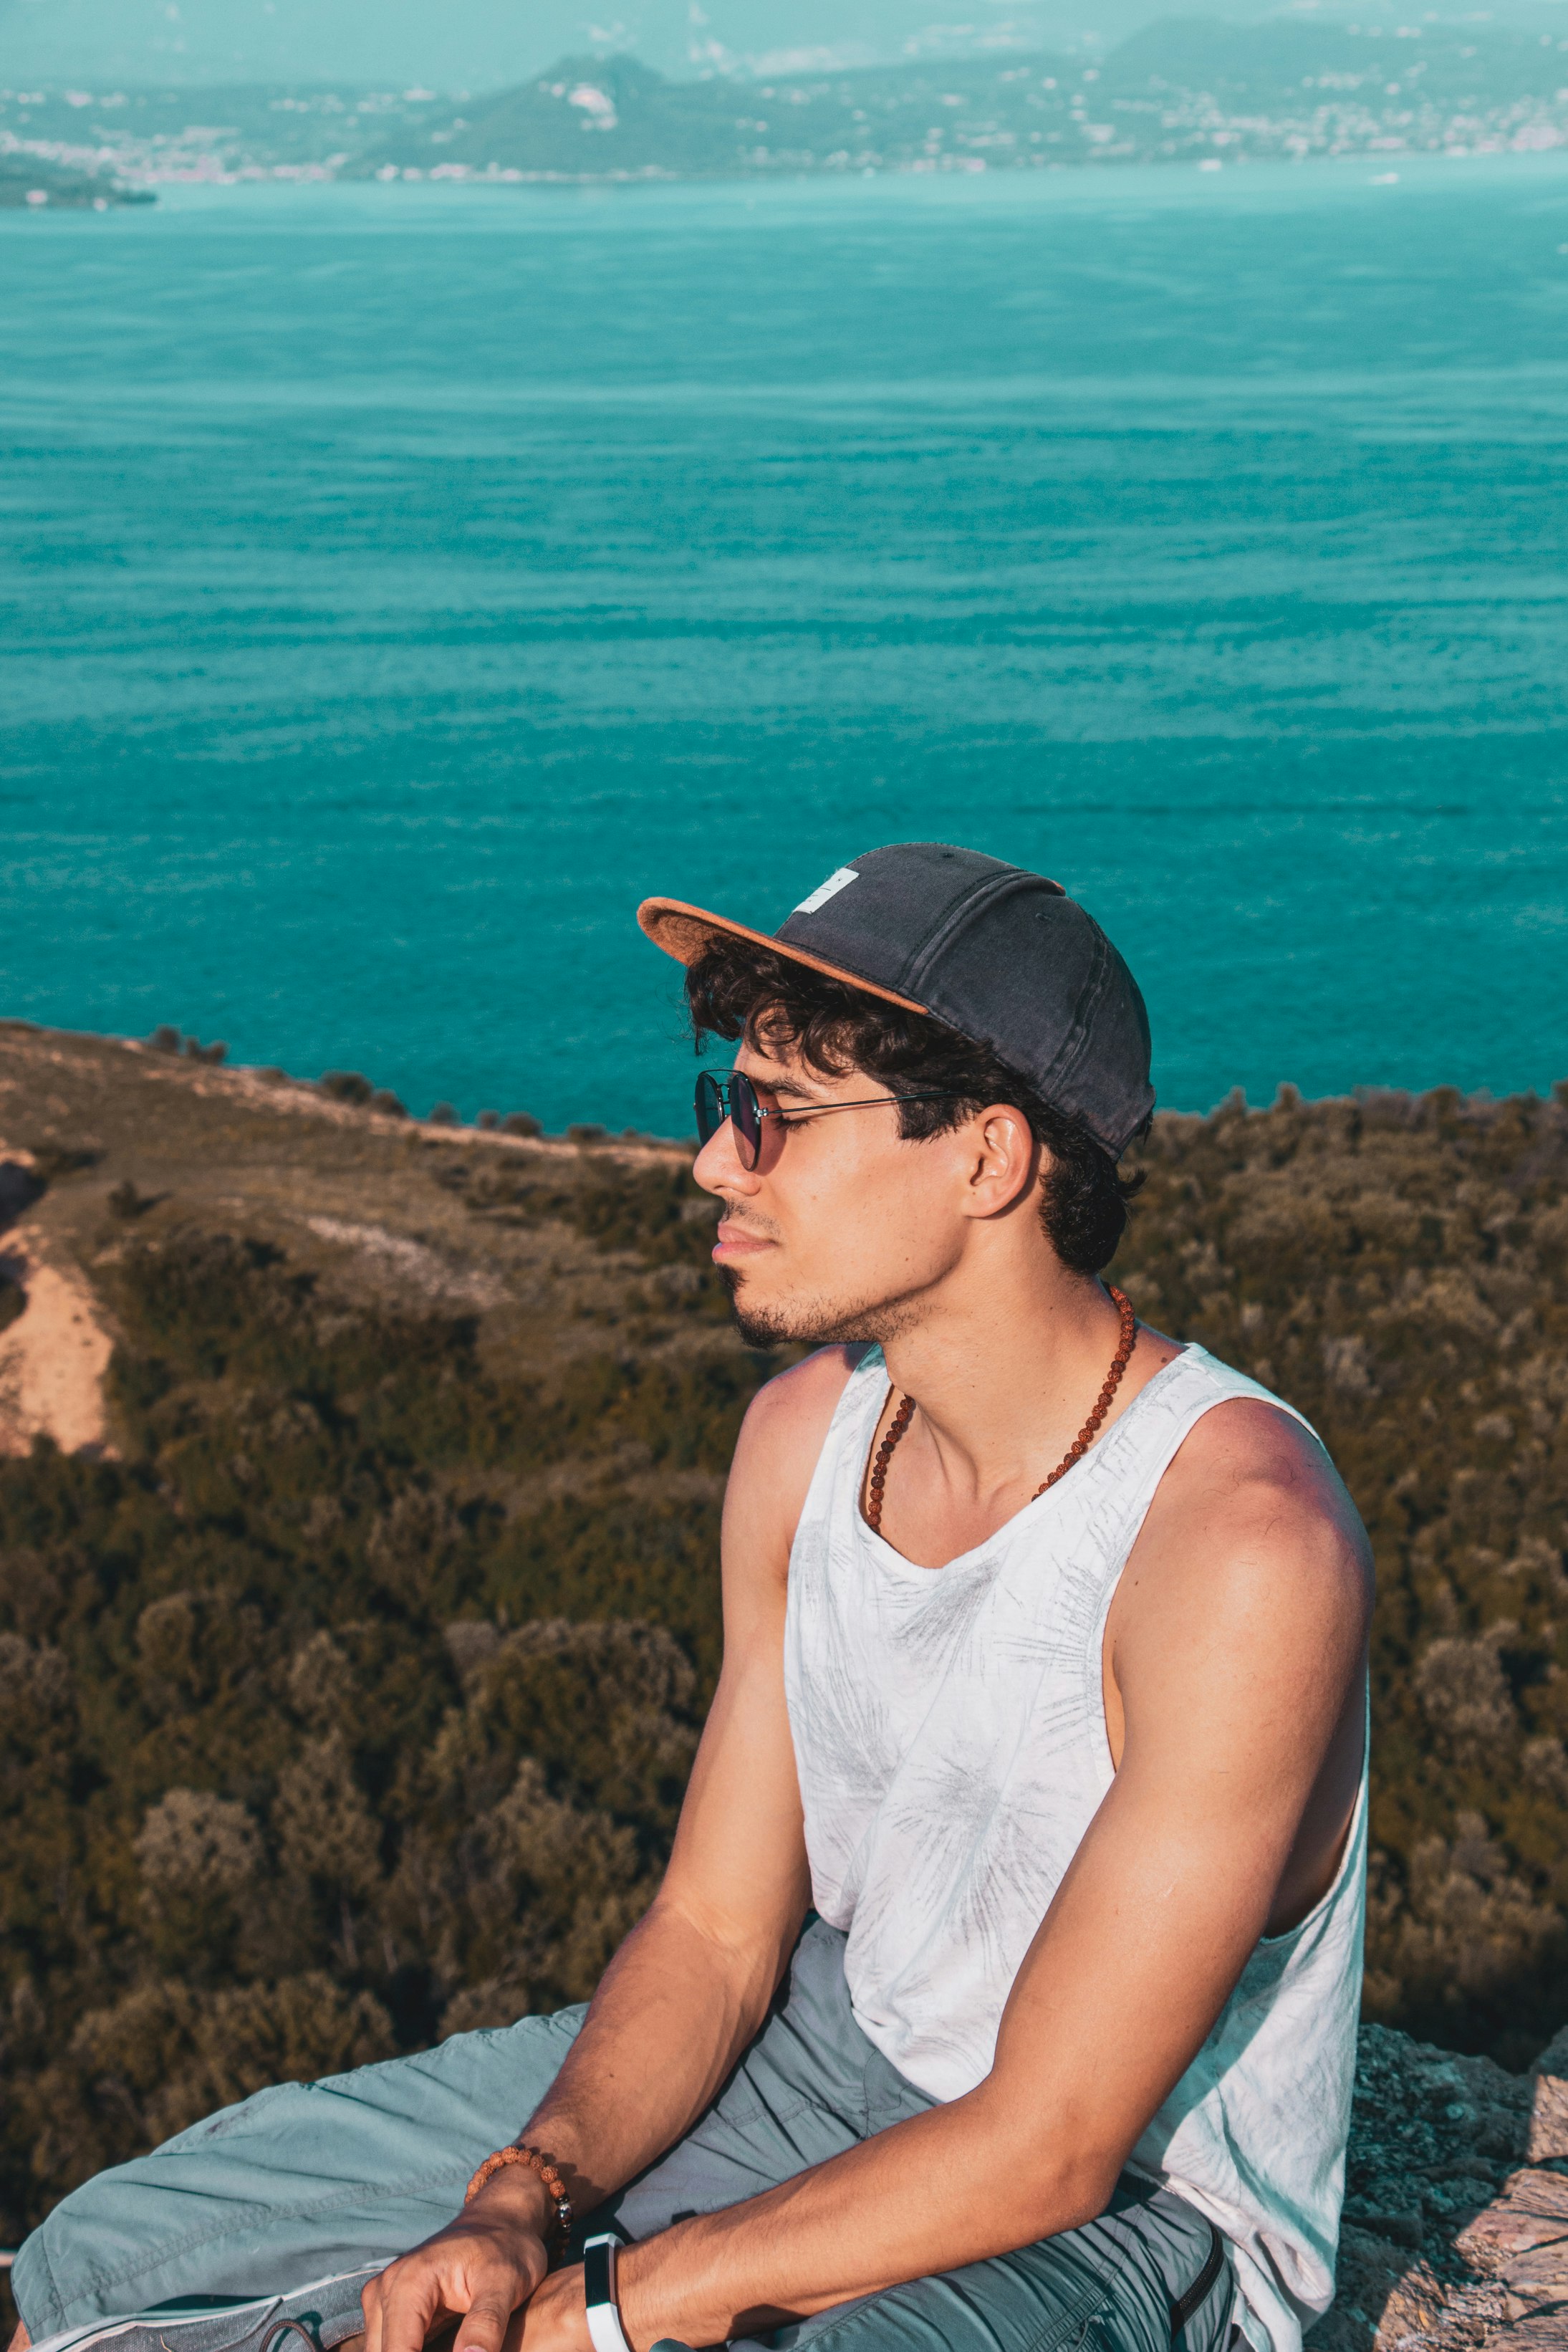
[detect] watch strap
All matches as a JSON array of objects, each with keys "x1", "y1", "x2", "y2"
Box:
[{"x1": 583, "y1": 2234, "x2": 635, "y2": 2352}]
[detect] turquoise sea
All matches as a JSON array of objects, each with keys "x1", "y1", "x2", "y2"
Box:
[{"x1": 2, "y1": 161, "x2": 1566, "y2": 1134}]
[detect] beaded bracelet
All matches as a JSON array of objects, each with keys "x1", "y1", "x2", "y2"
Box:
[{"x1": 464, "y1": 2144, "x2": 574, "y2": 2249}]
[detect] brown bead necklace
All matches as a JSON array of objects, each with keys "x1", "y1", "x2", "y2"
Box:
[{"x1": 864, "y1": 1285, "x2": 1138, "y2": 1537}]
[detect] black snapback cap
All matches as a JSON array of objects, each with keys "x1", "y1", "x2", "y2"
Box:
[{"x1": 638, "y1": 842, "x2": 1154, "y2": 1158}]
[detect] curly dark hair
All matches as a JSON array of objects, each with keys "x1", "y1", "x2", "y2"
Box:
[{"x1": 685, "y1": 934, "x2": 1144, "y2": 1276}]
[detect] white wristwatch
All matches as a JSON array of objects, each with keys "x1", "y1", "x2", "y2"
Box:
[{"x1": 582, "y1": 2234, "x2": 635, "y2": 2352}]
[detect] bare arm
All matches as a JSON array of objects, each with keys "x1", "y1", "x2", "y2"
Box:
[
  {"x1": 524, "y1": 1403, "x2": 1372, "y2": 2349},
  {"x1": 361, "y1": 1349, "x2": 857, "y2": 2352}
]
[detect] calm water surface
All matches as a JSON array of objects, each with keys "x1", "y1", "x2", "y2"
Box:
[{"x1": 2, "y1": 163, "x2": 1566, "y2": 1129}]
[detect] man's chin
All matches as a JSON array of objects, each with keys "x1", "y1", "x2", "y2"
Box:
[
  {"x1": 718, "y1": 1264, "x2": 796, "y2": 1347},
  {"x1": 718, "y1": 1264, "x2": 918, "y2": 1350}
]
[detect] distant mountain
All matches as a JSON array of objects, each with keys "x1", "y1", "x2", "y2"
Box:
[
  {"x1": 341, "y1": 24, "x2": 1568, "y2": 179},
  {"x1": 345, "y1": 51, "x2": 1084, "y2": 180},
  {"x1": 4, "y1": 15, "x2": 1566, "y2": 186}
]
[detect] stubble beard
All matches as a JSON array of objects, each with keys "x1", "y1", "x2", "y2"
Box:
[{"x1": 718, "y1": 1262, "x2": 927, "y2": 1351}]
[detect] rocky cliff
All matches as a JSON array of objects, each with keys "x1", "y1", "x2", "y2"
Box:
[{"x1": 1332, "y1": 2025, "x2": 1568, "y2": 2352}]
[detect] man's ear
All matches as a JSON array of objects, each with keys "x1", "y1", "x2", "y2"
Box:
[{"x1": 958, "y1": 1106, "x2": 1039, "y2": 1221}]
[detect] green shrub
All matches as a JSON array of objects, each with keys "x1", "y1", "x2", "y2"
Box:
[{"x1": 3, "y1": 1080, "x2": 1567, "y2": 2254}]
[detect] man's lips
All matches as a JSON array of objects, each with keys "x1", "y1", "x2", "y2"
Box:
[{"x1": 713, "y1": 1218, "x2": 774, "y2": 1262}]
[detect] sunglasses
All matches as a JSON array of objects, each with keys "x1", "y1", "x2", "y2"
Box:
[{"x1": 695, "y1": 1069, "x2": 957, "y2": 1172}]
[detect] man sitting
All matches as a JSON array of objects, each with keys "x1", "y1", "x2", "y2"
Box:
[{"x1": 12, "y1": 843, "x2": 1370, "y2": 2352}]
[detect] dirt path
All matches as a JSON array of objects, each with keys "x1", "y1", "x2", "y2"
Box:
[
  {"x1": 0, "y1": 1227, "x2": 114, "y2": 1458},
  {"x1": 0, "y1": 1148, "x2": 115, "y2": 1459}
]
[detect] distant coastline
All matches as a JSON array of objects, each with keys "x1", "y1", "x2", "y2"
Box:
[
  {"x1": 2, "y1": 15, "x2": 1564, "y2": 196},
  {"x1": 0, "y1": 153, "x2": 151, "y2": 208}
]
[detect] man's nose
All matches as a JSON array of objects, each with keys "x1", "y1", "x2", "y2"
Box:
[{"x1": 693, "y1": 1120, "x2": 756, "y2": 1196}]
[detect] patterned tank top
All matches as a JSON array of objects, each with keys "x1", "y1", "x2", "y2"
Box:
[{"x1": 783, "y1": 1341, "x2": 1367, "y2": 2352}]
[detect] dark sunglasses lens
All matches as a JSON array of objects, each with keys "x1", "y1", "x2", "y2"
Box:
[
  {"x1": 694, "y1": 1072, "x2": 725, "y2": 1147},
  {"x1": 730, "y1": 1072, "x2": 762, "y2": 1168}
]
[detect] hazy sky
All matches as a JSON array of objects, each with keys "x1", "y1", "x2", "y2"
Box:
[
  {"x1": 5, "y1": 0, "x2": 1567, "y2": 91},
  {"x1": 0, "y1": 0, "x2": 1281, "y2": 86}
]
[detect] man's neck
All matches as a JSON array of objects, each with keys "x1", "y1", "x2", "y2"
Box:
[{"x1": 874, "y1": 1257, "x2": 1169, "y2": 1518}]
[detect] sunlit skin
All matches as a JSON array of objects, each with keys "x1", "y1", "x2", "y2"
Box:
[{"x1": 9, "y1": 1040, "x2": 1371, "y2": 2352}]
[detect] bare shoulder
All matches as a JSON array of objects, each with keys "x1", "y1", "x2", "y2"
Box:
[
  {"x1": 723, "y1": 1345, "x2": 871, "y2": 1578},
  {"x1": 737, "y1": 1342, "x2": 867, "y2": 1454},
  {"x1": 1122, "y1": 1389, "x2": 1373, "y2": 1651},
  {"x1": 1160, "y1": 1392, "x2": 1369, "y2": 1555}
]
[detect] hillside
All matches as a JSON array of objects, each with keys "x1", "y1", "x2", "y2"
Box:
[
  {"x1": 344, "y1": 25, "x2": 1568, "y2": 178},
  {"x1": 4, "y1": 14, "x2": 1565, "y2": 189},
  {"x1": 1, "y1": 1022, "x2": 1567, "y2": 2324}
]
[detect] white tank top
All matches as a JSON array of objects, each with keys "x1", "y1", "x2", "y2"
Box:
[{"x1": 783, "y1": 1341, "x2": 1367, "y2": 2352}]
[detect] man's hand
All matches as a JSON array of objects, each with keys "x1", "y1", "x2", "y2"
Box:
[{"x1": 360, "y1": 2169, "x2": 553, "y2": 2352}]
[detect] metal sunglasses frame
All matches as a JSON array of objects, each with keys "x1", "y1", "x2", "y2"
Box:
[{"x1": 694, "y1": 1067, "x2": 958, "y2": 1170}]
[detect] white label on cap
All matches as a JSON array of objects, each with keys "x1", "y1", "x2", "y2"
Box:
[{"x1": 794, "y1": 867, "x2": 859, "y2": 916}]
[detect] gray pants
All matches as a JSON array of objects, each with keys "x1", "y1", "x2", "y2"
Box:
[{"x1": 16, "y1": 1921, "x2": 1233, "y2": 2352}]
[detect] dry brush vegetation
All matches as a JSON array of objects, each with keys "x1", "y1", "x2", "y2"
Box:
[{"x1": 1, "y1": 1027, "x2": 1566, "y2": 2269}]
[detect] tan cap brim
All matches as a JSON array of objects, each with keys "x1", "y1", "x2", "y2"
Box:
[{"x1": 637, "y1": 896, "x2": 928, "y2": 1017}]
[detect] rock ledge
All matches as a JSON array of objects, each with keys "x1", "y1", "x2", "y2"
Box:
[{"x1": 1317, "y1": 2025, "x2": 1568, "y2": 2352}]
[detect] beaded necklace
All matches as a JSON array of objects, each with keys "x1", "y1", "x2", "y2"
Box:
[{"x1": 864, "y1": 1285, "x2": 1138, "y2": 1537}]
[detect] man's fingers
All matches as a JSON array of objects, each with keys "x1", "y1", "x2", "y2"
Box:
[
  {"x1": 376, "y1": 2265, "x2": 452, "y2": 2352},
  {"x1": 452, "y1": 2292, "x2": 518, "y2": 2352},
  {"x1": 361, "y1": 2262, "x2": 406, "y2": 2352},
  {"x1": 359, "y1": 2224, "x2": 539, "y2": 2352}
]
